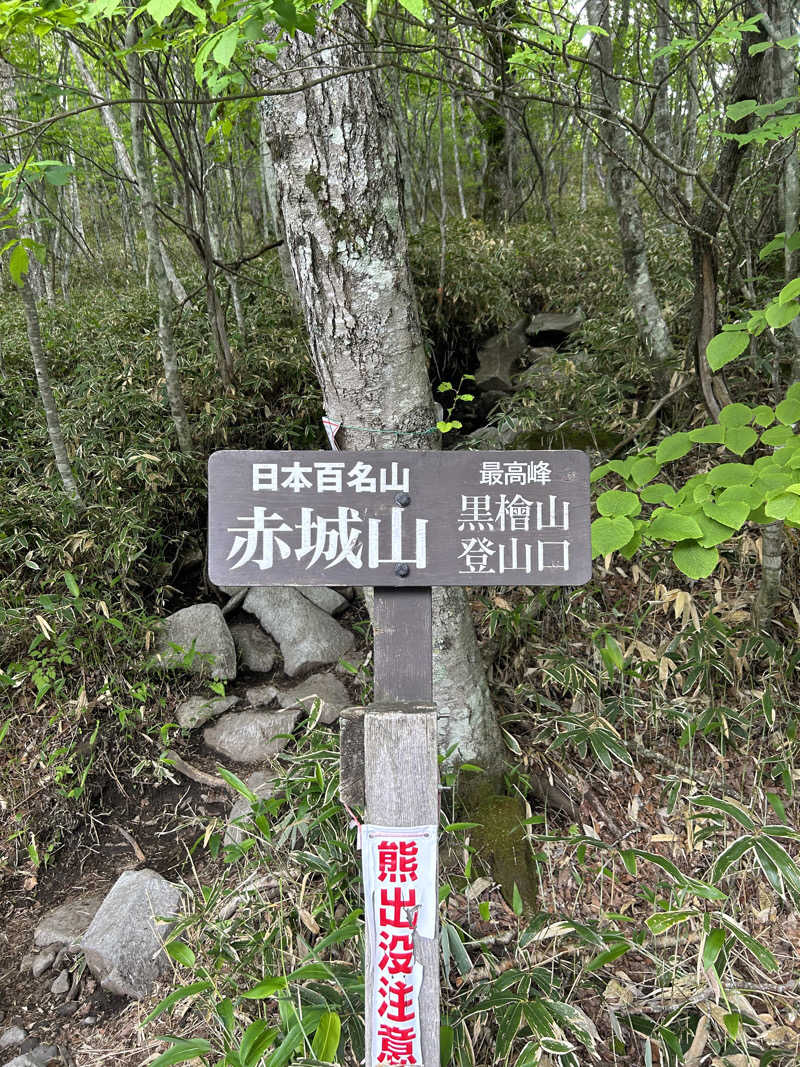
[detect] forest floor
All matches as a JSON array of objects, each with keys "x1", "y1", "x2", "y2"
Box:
[{"x1": 3, "y1": 214, "x2": 800, "y2": 1065}]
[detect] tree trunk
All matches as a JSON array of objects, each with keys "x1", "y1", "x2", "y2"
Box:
[
  {"x1": 257, "y1": 5, "x2": 505, "y2": 779},
  {"x1": 125, "y1": 21, "x2": 193, "y2": 455}
]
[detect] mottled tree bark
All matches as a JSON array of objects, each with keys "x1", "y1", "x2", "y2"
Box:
[{"x1": 257, "y1": 6, "x2": 505, "y2": 777}]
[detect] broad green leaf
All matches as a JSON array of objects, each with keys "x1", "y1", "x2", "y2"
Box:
[
  {"x1": 719, "y1": 403, "x2": 753, "y2": 427},
  {"x1": 310, "y1": 1012, "x2": 341, "y2": 1063},
  {"x1": 779, "y1": 278, "x2": 800, "y2": 304},
  {"x1": 591, "y1": 516, "x2": 634, "y2": 556},
  {"x1": 145, "y1": 0, "x2": 180, "y2": 22},
  {"x1": 440, "y1": 1024, "x2": 454, "y2": 1067},
  {"x1": 619, "y1": 529, "x2": 642, "y2": 558},
  {"x1": 166, "y1": 941, "x2": 196, "y2": 968},
  {"x1": 718, "y1": 484, "x2": 764, "y2": 508},
  {"x1": 761, "y1": 423, "x2": 795, "y2": 445},
  {"x1": 242, "y1": 976, "x2": 288, "y2": 999},
  {"x1": 702, "y1": 499, "x2": 749, "y2": 530},
  {"x1": 766, "y1": 300, "x2": 800, "y2": 329},
  {"x1": 640, "y1": 483, "x2": 677, "y2": 505},
  {"x1": 645, "y1": 909, "x2": 695, "y2": 935},
  {"x1": 706, "y1": 463, "x2": 756, "y2": 487},
  {"x1": 596, "y1": 489, "x2": 641, "y2": 517},
  {"x1": 765, "y1": 493, "x2": 798, "y2": 519},
  {"x1": 630, "y1": 456, "x2": 659, "y2": 486},
  {"x1": 655, "y1": 432, "x2": 692, "y2": 463},
  {"x1": 647, "y1": 510, "x2": 703, "y2": 542},
  {"x1": 149, "y1": 1039, "x2": 213, "y2": 1067},
  {"x1": 760, "y1": 234, "x2": 785, "y2": 259},
  {"x1": 726, "y1": 98, "x2": 758, "y2": 121},
  {"x1": 8, "y1": 243, "x2": 28, "y2": 286},
  {"x1": 64, "y1": 571, "x2": 80, "y2": 597},
  {"x1": 397, "y1": 0, "x2": 425, "y2": 20},
  {"x1": 240, "y1": 1021, "x2": 278, "y2": 1067},
  {"x1": 706, "y1": 330, "x2": 749, "y2": 371},
  {"x1": 689, "y1": 424, "x2": 726, "y2": 444},
  {"x1": 702, "y1": 928, "x2": 726, "y2": 970},
  {"x1": 672, "y1": 542, "x2": 719, "y2": 579},
  {"x1": 724, "y1": 425, "x2": 758, "y2": 455},
  {"x1": 585, "y1": 942, "x2": 631, "y2": 972},
  {"x1": 775, "y1": 397, "x2": 800, "y2": 425},
  {"x1": 212, "y1": 25, "x2": 238, "y2": 67},
  {"x1": 752, "y1": 404, "x2": 775, "y2": 427},
  {"x1": 696, "y1": 513, "x2": 734, "y2": 548}
]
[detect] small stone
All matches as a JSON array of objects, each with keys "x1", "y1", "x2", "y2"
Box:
[
  {"x1": 50, "y1": 971, "x2": 70, "y2": 997},
  {"x1": 34, "y1": 896, "x2": 104, "y2": 951},
  {"x1": 243, "y1": 588, "x2": 354, "y2": 677},
  {"x1": 55, "y1": 1002, "x2": 79, "y2": 1018},
  {"x1": 82, "y1": 1017, "x2": 96, "y2": 1026},
  {"x1": 245, "y1": 684, "x2": 278, "y2": 708},
  {"x1": 224, "y1": 771, "x2": 277, "y2": 846},
  {"x1": 0, "y1": 1028, "x2": 26, "y2": 1052},
  {"x1": 203, "y1": 709, "x2": 300, "y2": 763},
  {"x1": 81, "y1": 868, "x2": 182, "y2": 999},
  {"x1": 230, "y1": 625, "x2": 278, "y2": 673},
  {"x1": 176, "y1": 694, "x2": 239, "y2": 730},
  {"x1": 277, "y1": 673, "x2": 350, "y2": 725},
  {"x1": 153, "y1": 604, "x2": 236, "y2": 681},
  {"x1": 3, "y1": 1045, "x2": 59, "y2": 1067},
  {"x1": 299, "y1": 588, "x2": 348, "y2": 617},
  {"x1": 31, "y1": 949, "x2": 56, "y2": 979}
]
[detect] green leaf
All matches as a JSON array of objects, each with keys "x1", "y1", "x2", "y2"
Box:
[
  {"x1": 310, "y1": 1012, "x2": 341, "y2": 1062},
  {"x1": 691, "y1": 795, "x2": 755, "y2": 830},
  {"x1": 647, "y1": 510, "x2": 703, "y2": 542},
  {"x1": 212, "y1": 25, "x2": 238, "y2": 67},
  {"x1": 761, "y1": 424, "x2": 795, "y2": 445},
  {"x1": 760, "y1": 234, "x2": 786, "y2": 259},
  {"x1": 718, "y1": 484, "x2": 764, "y2": 508},
  {"x1": 702, "y1": 499, "x2": 749, "y2": 530},
  {"x1": 145, "y1": 0, "x2": 180, "y2": 22},
  {"x1": 726, "y1": 98, "x2": 758, "y2": 121},
  {"x1": 724, "y1": 425, "x2": 758, "y2": 455},
  {"x1": 166, "y1": 941, "x2": 196, "y2": 968},
  {"x1": 702, "y1": 928, "x2": 726, "y2": 970},
  {"x1": 645, "y1": 909, "x2": 694, "y2": 936},
  {"x1": 706, "y1": 463, "x2": 756, "y2": 487},
  {"x1": 719, "y1": 403, "x2": 753, "y2": 426},
  {"x1": 630, "y1": 456, "x2": 659, "y2": 486},
  {"x1": 591, "y1": 516, "x2": 634, "y2": 556},
  {"x1": 655, "y1": 432, "x2": 693, "y2": 463},
  {"x1": 396, "y1": 0, "x2": 425, "y2": 20},
  {"x1": 440, "y1": 1024, "x2": 454, "y2": 1067},
  {"x1": 240, "y1": 1021, "x2": 278, "y2": 1067},
  {"x1": 752, "y1": 404, "x2": 775, "y2": 427},
  {"x1": 8, "y1": 243, "x2": 28, "y2": 286},
  {"x1": 640, "y1": 483, "x2": 677, "y2": 505},
  {"x1": 764, "y1": 493, "x2": 798, "y2": 519},
  {"x1": 242, "y1": 976, "x2": 288, "y2": 999},
  {"x1": 585, "y1": 942, "x2": 631, "y2": 972},
  {"x1": 42, "y1": 162, "x2": 73, "y2": 186},
  {"x1": 63, "y1": 571, "x2": 80, "y2": 597},
  {"x1": 775, "y1": 397, "x2": 800, "y2": 425},
  {"x1": 766, "y1": 299, "x2": 800, "y2": 328},
  {"x1": 672, "y1": 542, "x2": 719, "y2": 579},
  {"x1": 780, "y1": 278, "x2": 800, "y2": 304},
  {"x1": 142, "y1": 981, "x2": 214, "y2": 1025},
  {"x1": 689, "y1": 424, "x2": 726, "y2": 444},
  {"x1": 718, "y1": 914, "x2": 777, "y2": 971},
  {"x1": 437, "y1": 381, "x2": 453, "y2": 392},
  {"x1": 706, "y1": 330, "x2": 749, "y2": 371},
  {"x1": 696, "y1": 513, "x2": 732, "y2": 548},
  {"x1": 149, "y1": 1038, "x2": 213, "y2": 1066},
  {"x1": 596, "y1": 489, "x2": 641, "y2": 517}
]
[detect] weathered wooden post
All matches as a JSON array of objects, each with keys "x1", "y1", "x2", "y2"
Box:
[{"x1": 208, "y1": 449, "x2": 590, "y2": 1067}]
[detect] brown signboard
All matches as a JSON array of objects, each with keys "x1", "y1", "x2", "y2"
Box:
[{"x1": 208, "y1": 450, "x2": 591, "y2": 588}]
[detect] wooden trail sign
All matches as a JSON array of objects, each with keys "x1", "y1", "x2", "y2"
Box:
[{"x1": 207, "y1": 449, "x2": 591, "y2": 1067}]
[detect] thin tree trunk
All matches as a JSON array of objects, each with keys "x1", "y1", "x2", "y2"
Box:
[
  {"x1": 125, "y1": 22, "x2": 193, "y2": 454},
  {"x1": 20, "y1": 278, "x2": 82, "y2": 505},
  {"x1": 258, "y1": 9, "x2": 505, "y2": 778},
  {"x1": 258, "y1": 110, "x2": 301, "y2": 310}
]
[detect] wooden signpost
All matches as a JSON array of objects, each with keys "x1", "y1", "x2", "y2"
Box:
[{"x1": 208, "y1": 449, "x2": 591, "y2": 1067}]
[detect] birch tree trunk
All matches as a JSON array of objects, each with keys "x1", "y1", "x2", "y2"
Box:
[
  {"x1": 257, "y1": 7, "x2": 505, "y2": 779},
  {"x1": 125, "y1": 22, "x2": 193, "y2": 455},
  {"x1": 587, "y1": 0, "x2": 674, "y2": 374}
]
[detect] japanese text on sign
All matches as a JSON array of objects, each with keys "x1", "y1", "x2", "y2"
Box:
[
  {"x1": 208, "y1": 450, "x2": 591, "y2": 587},
  {"x1": 363, "y1": 826, "x2": 437, "y2": 1067}
]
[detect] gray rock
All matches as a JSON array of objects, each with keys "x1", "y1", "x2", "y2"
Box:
[
  {"x1": 333, "y1": 587, "x2": 354, "y2": 601},
  {"x1": 474, "y1": 318, "x2": 529, "y2": 393},
  {"x1": 299, "y1": 588, "x2": 348, "y2": 617},
  {"x1": 245, "y1": 684, "x2": 278, "y2": 708},
  {"x1": 154, "y1": 605, "x2": 236, "y2": 681},
  {"x1": 176, "y1": 694, "x2": 239, "y2": 730},
  {"x1": 526, "y1": 308, "x2": 584, "y2": 345},
  {"x1": 277, "y1": 673, "x2": 350, "y2": 726},
  {"x1": 203, "y1": 709, "x2": 300, "y2": 762},
  {"x1": 466, "y1": 419, "x2": 523, "y2": 449},
  {"x1": 50, "y1": 971, "x2": 70, "y2": 997},
  {"x1": 0, "y1": 1029, "x2": 26, "y2": 1053},
  {"x1": 224, "y1": 771, "x2": 276, "y2": 846},
  {"x1": 243, "y1": 588, "x2": 354, "y2": 677},
  {"x1": 230, "y1": 624, "x2": 278, "y2": 672},
  {"x1": 30, "y1": 950, "x2": 56, "y2": 979},
  {"x1": 2, "y1": 1045, "x2": 59, "y2": 1067},
  {"x1": 34, "y1": 896, "x2": 104, "y2": 951},
  {"x1": 81, "y1": 869, "x2": 182, "y2": 999}
]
